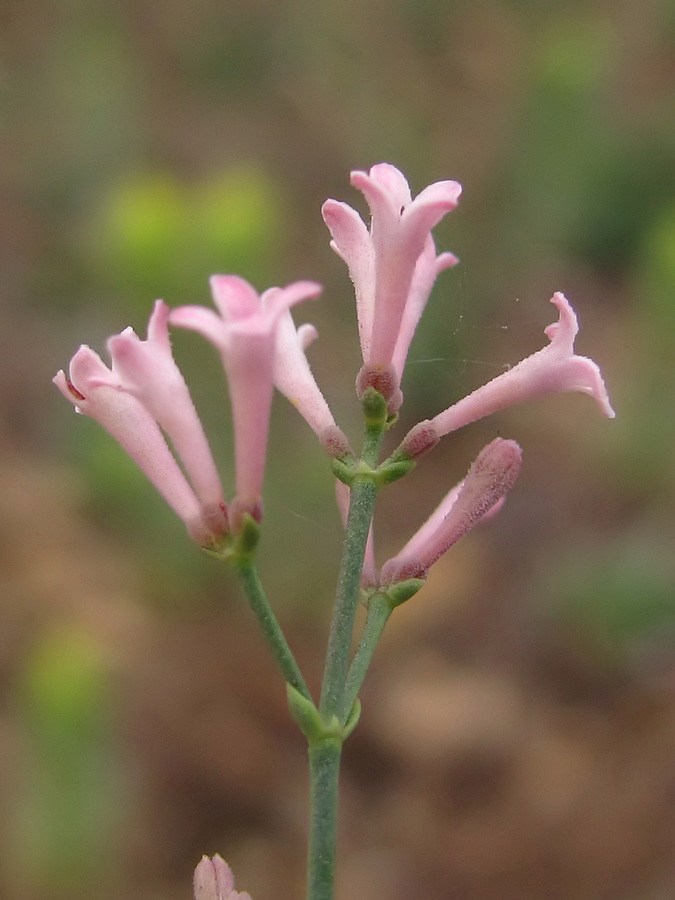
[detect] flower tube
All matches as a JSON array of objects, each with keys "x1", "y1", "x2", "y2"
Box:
[
  {"x1": 171, "y1": 275, "x2": 322, "y2": 526},
  {"x1": 92, "y1": 300, "x2": 227, "y2": 536},
  {"x1": 54, "y1": 346, "x2": 221, "y2": 545}
]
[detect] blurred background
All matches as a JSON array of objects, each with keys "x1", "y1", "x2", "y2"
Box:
[{"x1": 1, "y1": 1, "x2": 674, "y2": 898}]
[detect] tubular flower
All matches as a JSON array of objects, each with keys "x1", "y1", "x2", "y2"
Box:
[
  {"x1": 170, "y1": 275, "x2": 322, "y2": 526},
  {"x1": 90, "y1": 300, "x2": 227, "y2": 536},
  {"x1": 322, "y1": 163, "x2": 460, "y2": 408},
  {"x1": 193, "y1": 855, "x2": 252, "y2": 900},
  {"x1": 380, "y1": 438, "x2": 522, "y2": 585},
  {"x1": 430, "y1": 292, "x2": 615, "y2": 438},
  {"x1": 53, "y1": 345, "x2": 225, "y2": 546},
  {"x1": 273, "y1": 308, "x2": 351, "y2": 458}
]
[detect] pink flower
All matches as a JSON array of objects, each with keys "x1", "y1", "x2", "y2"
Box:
[
  {"x1": 53, "y1": 344, "x2": 224, "y2": 546},
  {"x1": 171, "y1": 275, "x2": 322, "y2": 525},
  {"x1": 322, "y1": 163, "x2": 460, "y2": 407},
  {"x1": 273, "y1": 308, "x2": 351, "y2": 457},
  {"x1": 90, "y1": 300, "x2": 227, "y2": 536},
  {"x1": 430, "y1": 292, "x2": 615, "y2": 438},
  {"x1": 380, "y1": 438, "x2": 522, "y2": 585},
  {"x1": 193, "y1": 855, "x2": 252, "y2": 900}
]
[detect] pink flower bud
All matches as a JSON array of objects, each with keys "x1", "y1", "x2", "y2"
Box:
[
  {"x1": 193, "y1": 854, "x2": 252, "y2": 900},
  {"x1": 380, "y1": 438, "x2": 522, "y2": 584}
]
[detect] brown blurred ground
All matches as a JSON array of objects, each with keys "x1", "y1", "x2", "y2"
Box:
[{"x1": 1, "y1": 1, "x2": 674, "y2": 898}]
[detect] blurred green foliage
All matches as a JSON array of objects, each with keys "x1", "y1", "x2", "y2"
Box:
[
  {"x1": 92, "y1": 165, "x2": 285, "y2": 310},
  {"x1": 11, "y1": 630, "x2": 121, "y2": 897}
]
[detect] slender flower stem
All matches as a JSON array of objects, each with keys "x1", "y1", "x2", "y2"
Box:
[
  {"x1": 306, "y1": 738, "x2": 342, "y2": 900},
  {"x1": 318, "y1": 476, "x2": 378, "y2": 719},
  {"x1": 319, "y1": 417, "x2": 383, "y2": 719},
  {"x1": 341, "y1": 593, "x2": 392, "y2": 720},
  {"x1": 235, "y1": 561, "x2": 312, "y2": 700}
]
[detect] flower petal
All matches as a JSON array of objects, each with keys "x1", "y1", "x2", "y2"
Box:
[{"x1": 431, "y1": 293, "x2": 615, "y2": 437}]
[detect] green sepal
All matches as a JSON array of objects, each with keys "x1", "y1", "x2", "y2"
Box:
[
  {"x1": 342, "y1": 698, "x2": 361, "y2": 739},
  {"x1": 375, "y1": 458, "x2": 416, "y2": 485},
  {"x1": 332, "y1": 457, "x2": 381, "y2": 487},
  {"x1": 287, "y1": 684, "x2": 343, "y2": 744},
  {"x1": 201, "y1": 541, "x2": 234, "y2": 563},
  {"x1": 331, "y1": 456, "x2": 357, "y2": 485},
  {"x1": 361, "y1": 387, "x2": 388, "y2": 430},
  {"x1": 232, "y1": 513, "x2": 261, "y2": 560},
  {"x1": 384, "y1": 578, "x2": 426, "y2": 607}
]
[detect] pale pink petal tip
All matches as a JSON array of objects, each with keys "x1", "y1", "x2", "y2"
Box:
[
  {"x1": 430, "y1": 292, "x2": 615, "y2": 437},
  {"x1": 193, "y1": 854, "x2": 252, "y2": 900},
  {"x1": 548, "y1": 293, "x2": 615, "y2": 419}
]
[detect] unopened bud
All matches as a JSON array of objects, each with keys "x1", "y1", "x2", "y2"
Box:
[
  {"x1": 193, "y1": 854, "x2": 252, "y2": 900},
  {"x1": 380, "y1": 437, "x2": 522, "y2": 585}
]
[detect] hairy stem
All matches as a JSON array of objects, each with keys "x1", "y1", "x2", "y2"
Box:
[
  {"x1": 235, "y1": 561, "x2": 311, "y2": 701},
  {"x1": 306, "y1": 738, "x2": 342, "y2": 900}
]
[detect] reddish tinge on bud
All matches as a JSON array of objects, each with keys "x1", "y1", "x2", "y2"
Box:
[
  {"x1": 398, "y1": 419, "x2": 440, "y2": 460},
  {"x1": 356, "y1": 363, "x2": 398, "y2": 404},
  {"x1": 193, "y1": 854, "x2": 252, "y2": 900},
  {"x1": 380, "y1": 437, "x2": 522, "y2": 585}
]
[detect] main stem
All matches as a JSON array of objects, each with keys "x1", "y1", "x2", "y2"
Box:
[
  {"x1": 306, "y1": 738, "x2": 342, "y2": 900},
  {"x1": 319, "y1": 425, "x2": 383, "y2": 721},
  {"x1": 318, "y1": 476, "x2": 378, "y2": 719},
  {"x1": 307, "y1": 415, "x2": 384, "y2": 900}
]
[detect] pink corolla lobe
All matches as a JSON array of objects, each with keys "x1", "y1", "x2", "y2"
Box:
[
  {"x1": 273, "y1": 307, "x2": 351, "y2": 457},
  {"x1": 322, "y1": 162, "x2": 461, "y2": 409},
  {"x1": 380, "y1": 437, "x2": 522, "y2": 585},
  {"x1": 193, "y1": 854, "x2": 252, "y2": 900},
  {"x1": 170, "y1": 275, "x2": 329, "y2": 524},
  {"x1": 53, "y1": 338, "x2": 227, "y2": 547},
  {"x1": 430, "y1": 292, "x2": 615, "y2": 438}
]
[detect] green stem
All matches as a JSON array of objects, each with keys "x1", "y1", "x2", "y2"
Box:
[
  {"x1": 318, "y1": 485, "x2": 377, "y2": 719},
  {"x1": 306, "y1": 738, "x2": 342, "y2": 900},
  {"x1": 235, "y1": 561, "x2": 312, "y2": 701},
  {"x1": 319, "y1": 423, "x2": 383, "y2": 720},
  {"x1": 342, "y1": 593, "x2": 392, "y2": 720}
]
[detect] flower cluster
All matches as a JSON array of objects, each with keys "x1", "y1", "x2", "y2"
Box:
[
  {"x1": 325, "y1": 163, "x2": 613, "y2": 589},
  {"x1": 55, "y1": 163, "x2": 613, "y2": 575},
  {"x1": 55, "y1": 277, "x2": 345, "y2": 543}
]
